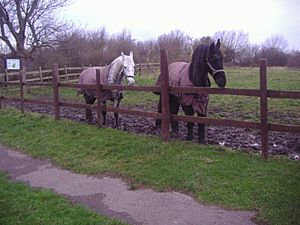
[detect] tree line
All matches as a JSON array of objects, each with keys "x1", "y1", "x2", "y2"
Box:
[{"x1": 1, "y1": 0, "x2": 300, "y2": 71}]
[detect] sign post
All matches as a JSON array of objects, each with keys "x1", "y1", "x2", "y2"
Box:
[{"x1": 4, "y1": 58, "x2": 21, "y2": 71}]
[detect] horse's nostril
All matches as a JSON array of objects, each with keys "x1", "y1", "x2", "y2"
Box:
[
  {"x1": 128, "y1": 79, "x2": 135, "y2": 85},
  {"x1": 219, "y1": 80, "x2": 226, "y2": 88},
  {"x1": 216, "y1": 74, "x2": 226, "y2": 88}
]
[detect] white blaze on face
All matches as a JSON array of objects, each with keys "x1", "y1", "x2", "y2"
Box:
[{"x1": 123, "y1": 51, "x2": 135, "y2": 85}]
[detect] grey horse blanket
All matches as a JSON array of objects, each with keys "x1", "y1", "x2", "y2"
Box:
[
  {"x1": 156, "y1": 62, "x2": 209, "y2": 116},
  {"x1": 78, "y1": 66, "x2": 120, "y2": 101}
]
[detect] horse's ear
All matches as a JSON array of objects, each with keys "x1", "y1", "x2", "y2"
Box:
[
  {"x1": 216, "y1": 39, "x2": 221, "y2": 49},
  {"x1": 121, "y1": 52, "x2": 125, "y2": 61},
  {"x1": 209, "y1": 42, "x2": 215, "y2": 52}
]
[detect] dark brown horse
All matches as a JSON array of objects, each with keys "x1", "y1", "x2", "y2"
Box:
[{"x1": 155, "y1": 39, "x2": 226, "y2": 143}]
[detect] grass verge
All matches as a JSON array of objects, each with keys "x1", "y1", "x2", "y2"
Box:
[
  {"x1": 0, "y1": 172, "x2": 127, "y2": 225},
  {"x1": 0, "y1": 109, "x2": 299, "y2": 225}
]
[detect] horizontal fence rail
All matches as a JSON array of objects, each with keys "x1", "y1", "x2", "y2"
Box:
[
  {"x1": 1, "y1": 54, "x2": 299, "y2": 159},
  {"x1": 0, "y1": 66, "x2": 87, "y2": 84},
  {"x1": 0, "y1": 63, "x2": 160, "y2": 85}
]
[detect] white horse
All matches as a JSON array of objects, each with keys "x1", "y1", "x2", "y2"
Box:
[{"x1": 78, "y1": 51, "x2": 135, "y2": 127}]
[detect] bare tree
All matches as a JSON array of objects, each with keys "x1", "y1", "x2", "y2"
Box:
[
  {"x1": 104, "y1": 29, "x2": 135, "y2": 63},
  {"x1": 213, "y1": 30, "x2": 250, "y2": 63},
  {"x1": 287, "y1": 51, "x2": 300, "y2": 68},
  {"x1": 193, "y1": 36, "x2": 214, "y2": 48},
  {"x1": 0, "y1": 0, "x2": 72, "y2": 61},
  {"x1": 263, "y1": 35, "x2": 288, "y2": 51},
  {"x1": 259, "y1": 35, "x2": 289, "y2": 66},
  {"x1": 55, "y1": 27, "x2": 108, "y2": 66},
  {"x1": 157, "y1": 30, "x2": 192, "y2": 62},
  {"x1": 135, "y1": 39, "x2": 159, "y2": 63}
]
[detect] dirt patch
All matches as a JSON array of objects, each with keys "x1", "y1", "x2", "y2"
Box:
[{"x1": 2, "y1": 99, "x2": 300, "y2": 158}]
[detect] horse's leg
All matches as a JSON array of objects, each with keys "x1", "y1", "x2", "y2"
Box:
[
  {"x1": 170, "y1": 95, "x2": 179, "y2": 134},
  {"x1": 155, "y1": 95, "x2": 162, "y2": 127},
  {"x1": 102, "y1": 101, "x2": 107, "y2": 126},
  {"x1": 197, "y1": 112, "x2": 206, "y2": 144},
  {"x1": 182, "y1": 105, "x2": 194, "y2": 140},
  {"x1": 113, "y1": 97, "x2": 122, "y2": 128},
  {"x1": 84, "y1": 93, "x2": 96, "y2": 122},
  {"x1": 113, "y1": 100, "x2": 120, "y2": 128}
]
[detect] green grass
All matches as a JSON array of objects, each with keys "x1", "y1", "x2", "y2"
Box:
[
  {"x1": 0, "y1": 109, "x2": 299, "y2": 225},
  {"x1": 209, "y1": 67, "x2": 300, "y2": 124},
  {"x1": 0, "y1": 172, "x2": 127, "y2": 225}
]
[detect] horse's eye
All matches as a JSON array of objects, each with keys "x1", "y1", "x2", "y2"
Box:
[
  {"x1": 214, "y1": 54, "x2": 222, "y2": 61},
  {"x1": 124, "y1": 66, "x2": 127, "y2": 69}
]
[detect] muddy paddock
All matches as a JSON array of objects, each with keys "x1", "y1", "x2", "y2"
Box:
[{"x1": 3, "y1": 98, "x2": 299, "y2": 160}]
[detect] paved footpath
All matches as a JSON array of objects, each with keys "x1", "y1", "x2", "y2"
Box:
[{"x1": 0, "y1": 144, "x2": 257, "y2": 225}]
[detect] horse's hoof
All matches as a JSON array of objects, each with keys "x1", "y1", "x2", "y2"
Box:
[
  {"x1": 172, "y1": 131, "x2": 179, "y2": 136},
  {"x1": 186, "y1": 135, "x2": 193, "y2": 141},
  {"x1": 155, "y1": 125, "x2": 161, "y2": 130},
  {"x1": 155, "y1": 119, "x2": 161, "y2": 126},
  {"x1": 199, "y1": 139, "x2": 207, "y2": 145},
  {"x1": 171, "y1": 127, "x2": 179, "y2": 137},
  {"x1": 86, "y1": 119, "x2": 94, "y2": 124},
  {"x1": 171, "y1": 132, "x2": 179, "y2": 138},
  {"x1": 172, "y1": 128, "x2": 179, "y2": 134},
  {"x1": 153, "y1": 121, "x2": 161, "y2": 129}
]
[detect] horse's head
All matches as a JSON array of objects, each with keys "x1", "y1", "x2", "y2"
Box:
[
  {"x1": 121, "y1": 51, "x2": 135, "y2": 85},
  {"x1": 206, "y1": 39, "x2": 226, "y2": 88}
]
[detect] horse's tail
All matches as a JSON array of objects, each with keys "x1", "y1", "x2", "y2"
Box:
[
  {"x1": 153, "y1": 74, "x2": 162, "y2": 95},
  {"x1": 77, "y1": 89, "x2": 83, "y2": 96},
  {"x1": 77, "y1": 70, "x2": 85, "y2": 96}
]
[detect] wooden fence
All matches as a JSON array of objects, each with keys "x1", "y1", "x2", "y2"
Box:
[
  {"x1": 0, "y1": 50, "x2": 300, "y2": 159},
  {"x1": 0, "y1": 65, "x2": 90, "y2": 84},
  {"x1": 0, "y1": 63, "x2": 159, "y2": 85}
]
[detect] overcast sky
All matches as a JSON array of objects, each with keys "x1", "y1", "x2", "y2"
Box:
[{"x1": 60, "y1": 0, "x2": 300, "y2": 50}]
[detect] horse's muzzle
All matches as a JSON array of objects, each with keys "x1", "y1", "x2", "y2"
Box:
[
  {"x1": 214, "y1": 72, "x2": 226, "y2": 88},
  {"x1": 126, "y1": 77, "x2": 135, "y2": 85}
]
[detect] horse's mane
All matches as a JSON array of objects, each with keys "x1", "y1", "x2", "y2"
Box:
[
  {"x1": 107, "y1": 55, "x2": 134, "y2": 84},
  {"x1": 188, "y1": 45, "x2": 209, "y2": 87},
  {"x1": 107, "y1": 56, "x2": 123, "y2": 84}
]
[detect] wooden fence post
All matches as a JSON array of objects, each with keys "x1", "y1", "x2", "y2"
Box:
[
  {"x1": 65, "y1": 65, "x2": 68, "y2": 82},
  {"x1": 138, "y1": 63, "x2": 141, "y2": 75},
  {"x1": 260, "y1": 59, "x2": 268, "y2": 159},
  {"x1": 96, "y1": 69, "x2": 102, "y2": 128},
  {"x1": 160, "y1": 50, "x2": 170, "y2": 142},
  {"x1": 52, "y1": 64, "x2": 60, "y2": 120},
  {"x1": 4, "y1": 69, "x2": 8, "y2": 83},
  {"x1": 39, "y1": 66, "x2": 43, "y2": 83},
  {"x1": 19, "y1": 66, "x2": 26, "y2": 113},
  {"x1": 4, "y1": 69, "x2": 8, "y2": 91}
]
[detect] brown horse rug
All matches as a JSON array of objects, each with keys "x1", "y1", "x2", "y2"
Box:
[{"x1": 156, "y1": 62, "x2": 209, "y2": 116}]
